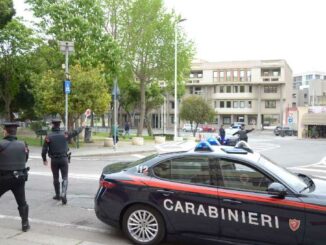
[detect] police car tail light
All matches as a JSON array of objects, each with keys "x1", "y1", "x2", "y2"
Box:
[{"x1": 100, "y1": 179, "x2": 117, "y2": 189}]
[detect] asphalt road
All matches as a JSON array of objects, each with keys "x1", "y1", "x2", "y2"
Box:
[{"x1": 1, "y1": 133, "x2": 326, "y2": 244}]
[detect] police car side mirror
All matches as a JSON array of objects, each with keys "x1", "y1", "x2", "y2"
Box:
[{"x1": 267, "y1": 182, "x2": 287, "y2": 198}]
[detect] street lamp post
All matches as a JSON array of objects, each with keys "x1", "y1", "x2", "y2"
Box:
[
  {"x1": 59, "y1": 41, "x2": 74, "y2": 131},
  {"x1": 174, "y1": 18, "x2": 186, "y2": 140}
]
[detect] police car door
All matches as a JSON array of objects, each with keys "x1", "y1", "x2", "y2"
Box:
[
  {"x1": 216, "y1": 158, "x2": 305, "y2": 245},
  {"x1": 152, "y1": 156, "x2": 220, "y2": 236}
]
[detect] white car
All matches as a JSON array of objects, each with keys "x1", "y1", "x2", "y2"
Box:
[{"x1": 182, "y1": 124, "x2": 203, "y2": 132}]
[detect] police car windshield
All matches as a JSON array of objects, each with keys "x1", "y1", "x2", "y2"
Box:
[
  {"x1": 258, "y1": 156, "x2": 307, "y2": 192},
  {"x1": 126, "y1": 154, "x2": 158, "y2": 169}
]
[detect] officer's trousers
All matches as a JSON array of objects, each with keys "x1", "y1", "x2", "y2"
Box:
[
  {"x1": 0, "y1": 176, "x2": 27, "y2": 208},
  {"x1": 51, "y1": 157, "x2": 69, "y2": 183}
]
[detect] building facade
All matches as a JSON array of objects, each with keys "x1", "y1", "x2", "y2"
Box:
[
  {"x1": 184, "y1": 59, "x2": 293, "y2": 128},
  {"x1": 292, "y1": 72, "x2": 326, "y2": 107}
]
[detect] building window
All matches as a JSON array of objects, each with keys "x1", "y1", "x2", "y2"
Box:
[
  {"x1": 226, "y1": 71, "x2": 231, "y2": 81},
  {"x1": 220, "y1": 71, "x2": 225, "y2": 81},
  {"x1": 214, "y1": 86, "x2": 216, "y2": 93},
  {"x1": 234, "y1": 86, "x2": 238, "y2": 93},
  {"x1": 171, "y1": 101, "x2": 175, "y2": 109},
  {"x1": 240, "y1": 70, "x2": 245, "y2": 81},
  {"x1": 265, "y1": 100, "x2": 276, "y2": 108},
  {"x1": 233, "y1": 70, "x2": 238, "y2": 81},
  {"x1": 223, "y1": 117, "x2": 231, "y2": 124},
  {"x1": 248, "y1": 101, "x2": 252, "y2": 108},
  {"x1": 264, "y1": 85, "x2": 277, "y2": 93},
  {"x1": 214, "y1": 101, "x2": 217, "y2": 108},
  {"x1": 247, "y1": 71, "x2": 251, "y2": 81},
  {"x1": 306, "y1": 74, "x2": 313, "y2": 80},
  {"x1": 315, "y1": 74, "x2": 320, "y2": 79},
  {"x1": 304, "y1": 93, "x2": 307, "y2": 99},
  {"x1": 226, "y1": 101, "x2": 231, "y2": 108},
  {"x1": 249, "y1": 85, "x2": 252, "y2": 93},
  {"x1": 170, "y1": 115, "x2": 174, "y2": 124},
  {"x1": 240, "y1": 85, "x2": 245, "y2": 93},
  {"x1": 240, "y1": 101, "x2": 245, "y2": 108},
  {"x1": 233, "y1": 101, "x2": 238, "y2": 108},
  {"x1": 226, "y1": 86, "x2": 231, "y2": 93},
  {"x1": 213, "y1": 71, "x2": 218, "y2": 79},
  {"x1": 220, "y1": 101, "x2": 225, "y2": 108},
  {"x1": 292, "y1": 93, "x2": 296, "y2": 98},
  {"x1": 220, "y1": 86, "x2": 224, "y2": 93}
]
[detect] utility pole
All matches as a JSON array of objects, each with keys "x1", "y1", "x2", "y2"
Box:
[{"x1": 59, "y1": 41, "x2": 74, "y2": 130}]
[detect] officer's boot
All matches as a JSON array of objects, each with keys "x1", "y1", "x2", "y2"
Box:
[
  {"x1": 61, "y1": 179, "x2": 68, "y2": 205},
  {"x1": 53, "y1": 181, "x2": 61, "y2": 200},
  {"x1": 18, "y1": 205, "x2": 30, "y2": 232}
]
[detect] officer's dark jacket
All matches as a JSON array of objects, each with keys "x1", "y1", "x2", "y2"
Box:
[
  {"x1": 233, "y1": 128, "x2": 254, "y2": 140},
  {"x1": 42, "y1": 127, "x2": 83, "y2": 161},
  {"x1": 0, "y1": 135, "x2": 29, "y2": 171}
]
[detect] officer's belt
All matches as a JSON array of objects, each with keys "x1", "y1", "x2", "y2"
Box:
[
  {"x1": 0, "y1": 167, "x2": 29, "y2": 177},
  {"x1": 50, "y1": 153, "x2": 68, "y2": 159}
]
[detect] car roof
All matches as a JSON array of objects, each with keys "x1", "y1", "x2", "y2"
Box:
[{"x1": 152, "y1": 141, "x2": 261, "y2": 166}]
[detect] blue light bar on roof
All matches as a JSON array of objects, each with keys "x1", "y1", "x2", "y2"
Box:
[
  {"x1": 207, "y1": 137, "x2": 221, "y2": 146},
  {"x1": 194, "y1": 140, "x2": 214, "y2": 152}
]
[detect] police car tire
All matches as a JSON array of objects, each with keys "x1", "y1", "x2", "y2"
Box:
[{"x1": 122, "y1": 204, "x2": 165, "y2": 245}]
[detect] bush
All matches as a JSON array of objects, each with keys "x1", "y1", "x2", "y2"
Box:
[{"x1": 29, "y1": 121, "x2": 46, "y2": 133}]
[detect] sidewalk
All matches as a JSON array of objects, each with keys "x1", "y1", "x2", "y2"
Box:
[{"x1": 28, "y1": 140, "x2": 158, "y2": 157}]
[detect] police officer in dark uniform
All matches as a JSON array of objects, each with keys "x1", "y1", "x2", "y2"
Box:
[
  {"x1": 0, "y1": 122, "x2": 30, "y2": 231},
  {"x1": 233, "y1": 125, "x2": 254, "y2": 142},
  {"x1": 42, "y1": 119, "x2": 85, "y2": 205}
]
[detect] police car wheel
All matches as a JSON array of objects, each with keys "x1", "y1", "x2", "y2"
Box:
[{"x1": 122, "y1": 205, "x2": 165, "y2": 245}]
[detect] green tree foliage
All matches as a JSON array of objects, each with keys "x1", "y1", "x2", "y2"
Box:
[
  {"x1": 32, "y1": 64, "x2": 110, "y2": 128},
  {"x1": 103, "y1": 0, "x2": 194, "y2": 136},
  {"x1": 0, "y1": 19, "x2": 37, "y2": 120},
  {"x1": 26, "y1": 0, "x2": 120, "y2": 73},
  {"x1": 180, "y1": 95, "x2": 216, "y2": 136},
  {"x1": 0, "y1": 0, "x2": 15, "y2": 29}
]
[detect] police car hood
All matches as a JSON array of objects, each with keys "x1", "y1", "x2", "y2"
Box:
[{"x1": 306, "y1": 177, "x2": 326, "y2": 205}]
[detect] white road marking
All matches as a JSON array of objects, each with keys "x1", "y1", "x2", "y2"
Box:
[
  {"x1": 29, "y1": 171, "x2": 99, "y2": 180},
  {"x1": 132, "y1": 154, "x2": 145, "y2": 159},
  {"x1": 287, "y1": 156, "x2": 326, "y2": 177},
  {"x1": 0, "y1": 214, "x2": 108, "y2": 233}
]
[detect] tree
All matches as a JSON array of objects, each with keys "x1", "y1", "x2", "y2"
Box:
[
  {"x1": 32, "y1": 64, "x2": 110, "y2": 128},
  {"x1": 0, "y1": 0, "x2": 15, "y2": 29},
  {"x1": 180, "y1": 95, "x2": 216, "y2": 136},
  {"x1": 102, "y1": 0, "x2": 194, "y2": 136},
  {"x1": 0, "y1": 19, "x2": 37, "y2": 120}
]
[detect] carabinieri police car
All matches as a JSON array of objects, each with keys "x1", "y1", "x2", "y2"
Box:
[{"x1": 95, "y1": 139, "x2": 326, "y2": 245}]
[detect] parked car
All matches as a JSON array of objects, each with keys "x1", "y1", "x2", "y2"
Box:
[
  {"x1": 231, "y1": 122, "x2": 245, "y2": 129},
  {"x1": 182, "y1": 124, "x2": 202, "y2": 132},
  {"x1": 274, "y1": 126, "x2": 294, "y2": 136},
  {"x1": 201, "y1": 124, "x2": 216, "y2": 132},
  {"x1": 95, "y1": 141, "x2": 326, "y2": 245},
  {"x1": 218, "y1": 128, "x2": 240, "y2": 145}
]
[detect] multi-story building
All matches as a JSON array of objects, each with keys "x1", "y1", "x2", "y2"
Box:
[
  {"x1": 293, "y1": 72, "x2": 326, "y2": 107},
  {"x1": 184, "y1": 59, "x2": 293, "y2": 128}
]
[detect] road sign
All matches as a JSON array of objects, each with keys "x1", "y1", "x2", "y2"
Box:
[
  {"x1": 64, "y1": 80, "x2": 71, "y2": 94},
  {"x1": 288, "y1": 116, "x2": 293, "y2": 124}
]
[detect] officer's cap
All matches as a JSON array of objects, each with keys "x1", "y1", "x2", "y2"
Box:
[
  {"x1": 51, "y1": 119, "x2": 62, "y2": 123},
  {"x1": 2, "y1": 122, "x2": 20, "y2": 128}
]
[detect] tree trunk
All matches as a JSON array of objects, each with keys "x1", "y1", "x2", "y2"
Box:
[
  {"x1": 3, "y1": 96, "x2": 12, "y2": 121},
  {"x1": 101, "y1": 114, "x2": 106, "y2": 127},
  {"x1": 145, "y1": 113, "x2": 153, "y2": 136},
  {"x1": 137, "y1": 80, "x2": 146, "y2": 136}
]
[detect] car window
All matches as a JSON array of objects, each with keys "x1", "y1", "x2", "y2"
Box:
[
  {"x1": 218, "y1": 159, "x2": 273, "y2": 192},
  {"x1": 153, "y1": 157, "x2": 214, "y2": 186}
]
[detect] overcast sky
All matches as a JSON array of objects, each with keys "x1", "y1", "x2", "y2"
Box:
[{"x1": 14, "y1": 0, "x2": 326, "y2": 74}]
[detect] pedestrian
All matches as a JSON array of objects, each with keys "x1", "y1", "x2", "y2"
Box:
[
  {"x1": 111, "y1": 124, "x2": 119, "y2": 144},
  {"x1": 219, "y1": 124, "x2": 226, "y2": 145},
  {"x1": 0, "y1": 122, "x2": 30, "y2": 231},
  {"x1": 233, "y1": 125, "x2": 254, "y2": 142},
  {"x1": 124, "y1": 121, "x2": 130, "y2": 139},
  {"x1": 42, "y1": 119, "x2": 85, "y2": 205}
]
